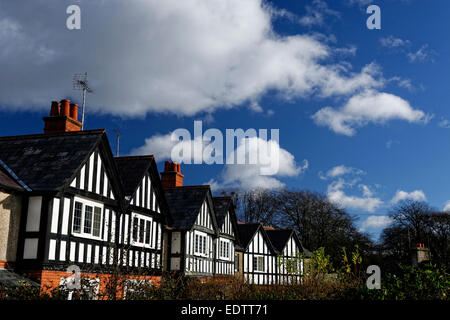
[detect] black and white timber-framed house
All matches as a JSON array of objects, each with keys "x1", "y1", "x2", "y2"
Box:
[
  {"x1": 115, "y1": 156, "x2": 172, "y2": 275},
  {"x1": 265, "y1": 228, "x2": 306, "y2": 284},
  {"x1": 0, "y1": 98, "x2": 309, "y2": 294},
  {"x1": 0, "y1": 125, "x2": 125, "y2": 277},
  {"x1": 212, "y1": 197, "x2": 240, "y2": 276},
  {"x1": 236, "y1": 223, "x2": 279, "y2": 285},
  {"x1": 164, "y1": 185, "x2": 220, "y2": 277}
]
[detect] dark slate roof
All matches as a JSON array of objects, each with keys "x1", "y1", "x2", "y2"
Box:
[
  {"x1": 213, "y1": 197, "x2": 232, "y2": 227},
  {"x1": 265, "y1": 229, "x2": 294, "y2": 252},
  {"x1": 115, "y1": 156, "x2": 153, "y2": 197},
  {"x1": 237, "y1": 223, "x2": 260, "y2": 249},
  {"x1": 0, "y1": 130, "x2": 103, "y2": 191},
  {"x1": 0, "y1": 168, "x2": 24, "y2": 192},
  {"x1": 164, "y1": 186, "x2": 209, "y2": 230}
]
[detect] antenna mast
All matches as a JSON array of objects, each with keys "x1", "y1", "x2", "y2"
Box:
[
  {"x1": 73, "y1": 72, "x2": 93, "y2": 130},
  {"x1": 114, "y1": 129, "x2": 121, "y2": 157}
]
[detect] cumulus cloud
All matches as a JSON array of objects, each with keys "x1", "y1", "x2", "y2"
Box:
[
  {"x1": 132, "y1": 130, "x2": 307, "y2": 190},
  {"x1": 327, "y1": 178, "x2": 383, "y2": 212},
  {"x1": 319, "y1": 165, "x2": 365, "y2": 180},
  {"x1": 208, "y1": 137, "x2": 308, "y2": 190},
  {"x1": 391, "y1": 190, "x2": 427, "y2": 204},
  {"x1": 360, "y1": 215, "x2": 393, "y2": 231},
  {"x1": 312, "y1": 90, "x2": 430, "y2": 136},
  {"x1": 0, "y1": 0, "x2": 388, "y2": 117}
]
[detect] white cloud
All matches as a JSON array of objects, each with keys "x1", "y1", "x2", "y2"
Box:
[
  {"x1": 391, "y1": 190, "x2": 427, "y2": 204},
  {"x1": 312, "y1": 90, "x2": 430, "y2": 136},
  {"x1": 386, "y1": 139, "x2": 400, "y2": 149},
  {"x1": 327, "y1": 178, "x2": 383, "y2": 212},
  {"x1": 389, "y1": 76, "x2": 414, "y2": 91},
  {"x1": 130, "y1": 132, "x2": 209, "y2": 164},
  {"x1": 299, "y1": 0, "x2": 340, "y2": 27},
  {"x1": 380, "y1": 36, "x2": 411, "y2": 48},
  {"x1": 407, "y1": 44, "x2": 434, "y2": 63},
  {"x1": 132, "y1": 131, "x2": 307, "y2": 190},
  {"x1": 208, "y1": 137, "x2": 308, "y2": 190},
  {"x1": 443, "y1": 201, "x2": 450, "y2": 212},
  {"x1": 360, "y1": 215, "x2": 393, "y2": 231},
  {"x1": 319, "y1": 165, "x2": 365, "y2": 180},
  {"x1": 0, "y1": 0, "x2": 387, "y2": 117},
  {"x1": 438, "y1": 118, "x2": 450, "y2": 129}
]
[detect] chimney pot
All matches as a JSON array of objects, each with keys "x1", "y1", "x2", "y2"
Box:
[
  {"x1": 70, "y1": 103, "x2": 78, "y2": 121},
  {"x1": 50, "y1": 101, "x2": 60, "y2": 116},
  {"x1": 60, "y1": 99, "x2": 70, "y2": 117}
]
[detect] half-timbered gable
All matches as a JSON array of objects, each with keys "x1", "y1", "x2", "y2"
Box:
[
  {"x1": 237, "y1": 223, "x2": 278, "y2": 285},
  {"x1": 115, "y1": 156, "x2": 171, "y2": 273},
  {"x1": 0, "y1": 129, "x2": 124, "y2": 274},
  {"x1": 212, "y1": 197, "x2": 239, "y2": 275},
  {"x1": 266, "y1": 229, "x2": 304, "y2": 283},
  {"x1": 164, "y1": 186, "x2": 219, "y2": 277}
]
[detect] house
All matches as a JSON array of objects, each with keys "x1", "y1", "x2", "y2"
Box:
[
  {"x1": 0, "y1": 100, "x2": 162, "y2": 295},
  {"x1": 212, "y1": 197, "x2": 240, "y2": 276},
  {"x1": 164, "y1": 182, "x2": 219, "y2": 277},
  {"x1": 0, "y1": 99, "x2": 306, "y2": 296},
  {"x1": 236, "y1": 223, "x2": 279, "y2": 285},
  {"x1": 265, "y1": 228, "x2": 305, "y2": 284},
  {"x1": 115, "y1": 156, "x2": 172, "y2": 274}
]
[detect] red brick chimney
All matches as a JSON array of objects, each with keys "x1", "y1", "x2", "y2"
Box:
[
  {"x1": 160, "y1": 161, "x2": 184, "y2": 188},
  {"x1": 43, "y1": 99, "x2": 82, "y2": 134}
]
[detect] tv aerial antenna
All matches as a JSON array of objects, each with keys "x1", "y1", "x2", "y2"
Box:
[{"x1": 73, "y1": 72, "x2": 93, "y2": 130}]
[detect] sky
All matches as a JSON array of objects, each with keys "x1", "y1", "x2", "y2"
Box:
[{"x1": 0, "y1": 0, "x2": 449, "y2": 240}]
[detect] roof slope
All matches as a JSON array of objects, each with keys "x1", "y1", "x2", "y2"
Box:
[
  {"x1": 164, "y1": 186, "x2": 210, "y2": 230},
  {"x1": 115, "y1": 156, "x2": 153, "y2": 197},
  {"x1": 265, "y1": 229, "x2": 294, "y2": 252},
  {"x1": 0, "y1": 130, "x2": 103, "y2": 191},
  {"x1": 0, "y1": 168, "x2": 23, "y2": 192},
  {"x1": 213, "y1": 197, "x2": 232, "y2": 227},
  {"x1": 237, "y1": 223, "x2": 260, "y2": 249}
]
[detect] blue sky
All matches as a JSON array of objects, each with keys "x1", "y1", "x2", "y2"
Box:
[{"x1": 0, "y1": 0, "x2": 449, "y2": 240}]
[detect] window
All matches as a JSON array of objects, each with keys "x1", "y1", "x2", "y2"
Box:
[
  {"x1": 234, "y1": 254, "x2": 239, "y2": 272},
  {"x1": 93, "y1": 207, "x2": 101, "y2": 237},
  {"x1": 72, "y1": 199, "x2": 103, "y2": 240},
  {"x1": 253, "y1": 256, "x2": 264, "y2": 272},
  {"x1": 132, "y1": 217, "x2": 139, "y2": 242},
  {"x1": 131, "y1": 213, "x2": 153, "y2": 247},
  {"x1": 84, "y1": 205, "x2": 93, "y2": 234},
  {"x1": 73, "y1": 202, "x2": 82, "y2": 233},
  {"x1": 145, "y1": 221, "x2": 151, "y2": 244},
  {"x1": 139, "y1": 220, "x2": 145, "y2": 243},
  {"x1": 194, "y1": 233, "x2": 207, "y2": 256},
  {"x1": 219, "y1": 240, "x2": 231, "y2": 259}
]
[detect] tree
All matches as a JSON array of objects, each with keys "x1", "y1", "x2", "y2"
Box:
[{"x1": 389, "y1": 200, "x2": 433, "y2": 245}]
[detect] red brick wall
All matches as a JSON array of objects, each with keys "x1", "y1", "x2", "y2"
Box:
[{"x1": 23, "y1": 269, "x2": 161, "y2": 300}]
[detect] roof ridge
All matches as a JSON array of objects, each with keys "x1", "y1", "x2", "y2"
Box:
[
  {"x1": 0, "y1": 129, "x2": 105, "y2": 141},
  {"x1": 165, "y1": 185, "x2": 210, "y2": 190},
  {"x1": 115, "y1": 155, "x2": 154, "y2": 160}
]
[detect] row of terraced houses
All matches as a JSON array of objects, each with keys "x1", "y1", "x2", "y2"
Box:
[{"x1": 0, "y1": 99, "x2": 309, "y2": 297}]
